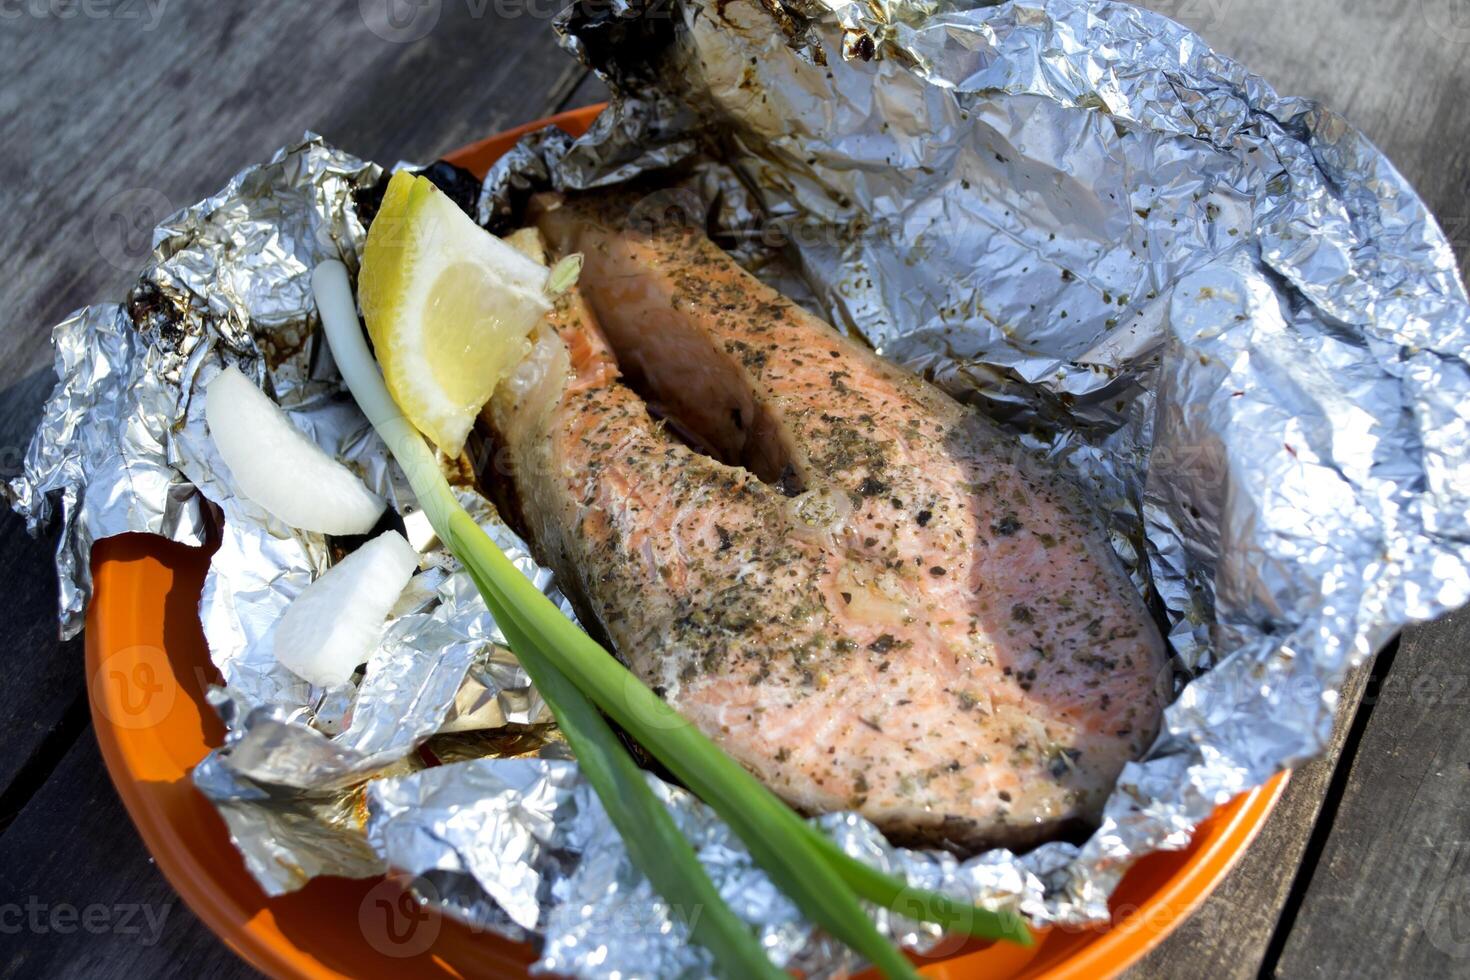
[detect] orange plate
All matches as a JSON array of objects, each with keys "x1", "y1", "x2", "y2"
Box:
[{"x1": 86, "y1": 104, "x2": 1288, "y2": 979}]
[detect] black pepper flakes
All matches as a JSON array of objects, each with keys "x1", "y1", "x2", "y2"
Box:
[
  {"x1": 777, "y1": 462, "x2": 803, "y2": 497},
  {"x1": 992, "y1": 513, "x2": 1024, "y2": 536},
  {"x1": 1048, "y1": 748, "x2": 1082, "y2": 778}
]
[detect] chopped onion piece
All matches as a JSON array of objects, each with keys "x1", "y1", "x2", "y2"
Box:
[
  {"x1": 205, "y1": 365, "x2": 385, "y2": 535},
  {"x1": 272, "y1": 530, "x2": 420, "y2": 687}
]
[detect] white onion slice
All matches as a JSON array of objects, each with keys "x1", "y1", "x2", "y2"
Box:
[
  {"x1": 204, "y1": 365, "x2": 385, "y2": 535},
  {"x1": 272, "y1": 530, "x2": 420, "y2": 687}
]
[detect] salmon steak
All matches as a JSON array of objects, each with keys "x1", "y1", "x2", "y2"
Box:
[{"x1": 483, "y1": 193, "x2": 1168, "y2": 850}]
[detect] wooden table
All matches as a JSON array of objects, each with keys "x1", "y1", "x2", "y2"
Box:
[{"x1": 1, "y1": 2, "x2": 1467, "y2": 977}]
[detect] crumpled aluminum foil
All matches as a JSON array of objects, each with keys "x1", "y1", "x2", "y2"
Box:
[
  {"x1": 8, "y1": 0, "x2": 1470, "y2": 975},
  {"x1": 525, "y1": 0, "x2": 1470, "y2": 926}
]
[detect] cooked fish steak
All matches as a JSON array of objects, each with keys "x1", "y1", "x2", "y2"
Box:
[{"x1": 484, "y1": 195, "x2": 1168, "y2": 849}]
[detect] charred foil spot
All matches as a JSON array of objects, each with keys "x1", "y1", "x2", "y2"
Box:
[
  {"x1": 126, "y1": 280, "x2": 185, "y2": 343},
  {"x1": 415, "y1": 160, "x2": 484, "y2": 219},
  {"x1": 356, "y1": 159, "x2": 482, "y2": 228}
]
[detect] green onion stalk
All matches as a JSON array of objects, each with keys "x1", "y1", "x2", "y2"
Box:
[{"x1": 312, "y1": 259, "x2": 1032, "y2": 979}]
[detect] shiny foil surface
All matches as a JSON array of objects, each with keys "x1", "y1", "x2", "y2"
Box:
[{"x1": 7, "y1": 0, "x2": 1470, "y2": 976}]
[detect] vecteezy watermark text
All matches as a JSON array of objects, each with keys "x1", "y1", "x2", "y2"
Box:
[
  {"x1": 0, "y1": 898, "x2": 171, "y2": 945},
  {"x1": 0, "y1": 0, "x2": 169, "y2": 30}
]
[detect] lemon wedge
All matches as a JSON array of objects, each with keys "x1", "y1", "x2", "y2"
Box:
[{"x1": 358, "y1": 170, "x2": 551, "y2": 456}]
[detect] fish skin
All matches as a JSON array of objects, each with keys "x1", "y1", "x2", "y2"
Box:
[{"x1": 484, "y1": 195, "x2": 1168, "y2": 850}]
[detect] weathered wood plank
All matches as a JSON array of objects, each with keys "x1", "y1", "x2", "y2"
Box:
[
  {"x1": 0, "y1": 731, "x2": 258, "y2": 979},
  {"x1": 1272, "y1": 606, "x2": 1470, "y2": 979},
  {"x1": 0, "y1": 368, "x2": 89, "y2": 821},
  {"x1": 563, "y1": 68, "x2": 610, "y2": 112}
]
